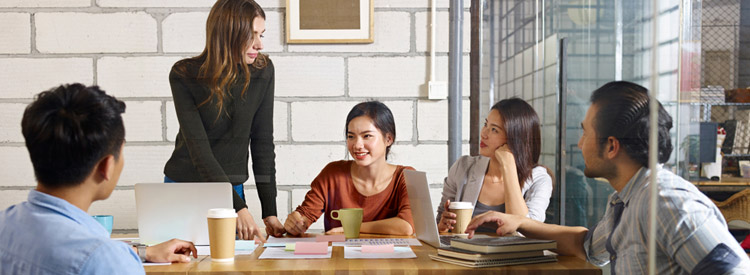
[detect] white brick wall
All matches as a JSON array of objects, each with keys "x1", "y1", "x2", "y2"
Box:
[
  {"x1": 0, "y1": 0, "x2": 89, "y2": 7},
  {"x1": 35, "y1": 12, "x2": 157, "y2": 53},
  {"x1": 416, "y1": 99, "x2": 470, "y2": 141},
  {"x1": 382, "y1": 100, "x2": 415, "y2": 142},
  {"x1": 275, "y1": 145, "x2": 345, "y2": 186},
  {"x1": 273, "y1": 101, "x2": 289, "y2": 141},
  {"x1": 389, "y1": 144, "x2": 447, "y2": 184},
  {"x1": 0, "y1": 58, "x2": 93, "y2": 98},
  {"x1": 97, "y1": 0, "x2": 215, "y2": 7},
  {"x1": 0, "y1": 13, "x2": 31, "y2": 54},
  {"x1": 122, "y1": 101, "x2": 163, "y2": 142},
  {"x1": 162, "y1": 12, "x2": 209, "y2": 53},
  {"x1": 291, "y1": 101, "x2": 352, "y2": 142},
  {"x1": 98, "y1": 56, "x2": 183, "y2": 98},
  {"x1": 0, "y1": 103, "x2": 26, "y2": 143},
  {"x1": 349, "y1": 57, "x2": 428, "y2": 98},
  {"x1": 261, "y1": 11, "x2": 285, "y2": 53},
  {"x1": 0, "y1": 147, "x2": 36, "y2": 186},
  {"x1": 254, "y1": 0, "x2": 283, "y2": 8},
  {"x1": 0, "y1": 2, "x2": 474, "y2": 232},
  {"x1": 414, "y1": 11, "x2": 471, "y2": 53},
  {"x1": 274, "y1": 57, "x2": 346, "y2": 97},
  {"x1": 118, "y1": 146, "x2": 175, "y2": 186}
]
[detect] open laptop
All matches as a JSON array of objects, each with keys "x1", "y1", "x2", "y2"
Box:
[
  {"x1": 404, "y1": 170, "x2": 456, "y2": 248},
  {"x1": 134, "y1": 182, "x2": 233, "y2": 245}
]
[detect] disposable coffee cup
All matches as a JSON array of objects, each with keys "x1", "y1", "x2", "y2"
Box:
[
  {"x1": 449, "y1": 202, "x2": 474, "y2": 234},
  {"x1": 207, "y1": 208, "x2": 237, "y2": 262}
]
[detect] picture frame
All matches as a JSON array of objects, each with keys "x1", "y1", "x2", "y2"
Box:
[{"x1": 286, "y1": 0, "x2": 374, "y2": 44}]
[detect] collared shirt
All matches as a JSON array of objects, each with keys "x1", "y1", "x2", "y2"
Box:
[
  {"x1": 0, "y1": 190, "x2": 144, "y2": 275},
  {"x1": 584, "y1": 166, "x2": 750, "y2": 274}
]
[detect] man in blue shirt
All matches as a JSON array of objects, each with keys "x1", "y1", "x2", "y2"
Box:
[
  {"x1": 465, "y1": 81, "x2": 750, "y2": 274},
  {"x1": 0, "y1": 83, "x2": 197, "y2": 274}
]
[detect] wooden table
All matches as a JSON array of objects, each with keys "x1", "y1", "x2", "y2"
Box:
[{"x1": 140, "y1": 234, "x2": 601, "y2": 275}]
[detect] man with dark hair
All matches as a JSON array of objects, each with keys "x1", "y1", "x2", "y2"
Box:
[
  {"x1": 0, "y1": 84, "x2": 197, "y2": 274},
  {"x1": 465, "y1": 81, "x2": 750, "y2": 274}
]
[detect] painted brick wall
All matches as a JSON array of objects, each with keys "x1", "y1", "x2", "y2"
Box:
[{"x1": 0, "y1": 0, "x2": 471, "y2": 232}]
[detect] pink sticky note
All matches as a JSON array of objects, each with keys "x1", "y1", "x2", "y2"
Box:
[
  {"x1": 361, "y1": 244, "x2": 395, "y2": 253},
  {"x1": 294, "y1": 242, "x2": 328, "y2": 255},
  {"x1": 315, "y1": 235, "x2": 346, "y2": 243}
]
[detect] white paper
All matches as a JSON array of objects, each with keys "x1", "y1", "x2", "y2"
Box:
[
  {"x1": 195, "y1": 241, "x2": 258, "y2": 256},
  {"x1": 333, "y1": 238, "x2": 422, "y2": 247},
  {"x1": 343, "y1": 246, "x2": 416, "y2": 259},
  {"x1": 258, "y1": 246, "x2": 333, "y2": 259},
  {"x1": 111, "y1": 237, "x2": 139, "y2": 241},
  {"x1": 263, "y1": 236, "x2": 318, "y2": 247}
]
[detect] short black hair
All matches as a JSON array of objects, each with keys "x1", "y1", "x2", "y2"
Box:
[
  {"x1": 590, "y1": 81, "x2": 673, "y2": 167},
  {"x1": 345, "y1": 101, "x2": 396, "y2": 159},
  {"x1": 22, "y1": 83, "x2": 126, "y2": 188}
]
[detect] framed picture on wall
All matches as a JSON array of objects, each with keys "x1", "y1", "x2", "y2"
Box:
[{"x1": 286, "y1": 0, "x2": 374, "y2": 44}]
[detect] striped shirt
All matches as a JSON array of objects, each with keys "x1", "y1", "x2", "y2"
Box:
[{"x1": 583, "y1": 166, "x2": 750, "y2": 274}]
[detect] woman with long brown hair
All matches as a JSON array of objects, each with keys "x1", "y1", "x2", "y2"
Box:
[
  {"x1": 163, "y1": 0, "x2": 282, "y2": 241},
  {"x1": 436, "y1": 98, "x2": 552, "y2": 233}
]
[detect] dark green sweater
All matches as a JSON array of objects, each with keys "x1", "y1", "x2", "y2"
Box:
[{"x1": 164, "y1": 57, "x2": 277, "y2": 217}]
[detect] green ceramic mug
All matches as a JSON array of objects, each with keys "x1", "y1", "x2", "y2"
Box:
[{"x1": 330, "y1": 208, "x2": 363, "y2": 239}]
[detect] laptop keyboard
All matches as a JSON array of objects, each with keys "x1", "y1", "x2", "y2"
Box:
[
  {"x1": 344, "y1": 238, "x2": 421, "y2": 246},
  {"x1": 439, "y1": 235, "x2": 455, "y2": 246}
]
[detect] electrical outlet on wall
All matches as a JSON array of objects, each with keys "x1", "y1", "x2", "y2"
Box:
[{"x1": 428, "y1": 81, "x2": 447, "y2": 100}]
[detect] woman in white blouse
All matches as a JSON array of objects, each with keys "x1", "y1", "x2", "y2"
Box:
[{"x1": 437, "y1": 98, "x2": 553, "y2": 233}]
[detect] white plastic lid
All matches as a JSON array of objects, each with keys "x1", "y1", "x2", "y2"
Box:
[
  {"x1": 449, "y1": 201, "x2": 474, "y2": 209},
  {"x1": 207, "y1": 208, "x2": 237, "y2": 218}
]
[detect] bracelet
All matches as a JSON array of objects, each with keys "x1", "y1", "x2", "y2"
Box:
[{"x1": 132, "y1": 242, "x2": 148, "y2": 262}]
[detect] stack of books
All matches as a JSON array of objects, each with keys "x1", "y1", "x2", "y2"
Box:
[{"x1": 429, "y1": 236, "x2": 558, "y2": 268}]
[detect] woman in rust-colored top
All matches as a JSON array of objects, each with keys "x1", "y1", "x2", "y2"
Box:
[{"x1": 284, "y1": 101, "x2": 415, "y2": 236}]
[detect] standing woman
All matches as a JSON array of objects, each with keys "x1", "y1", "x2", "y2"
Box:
[
  {"x1": 284, "y1": 102, "x2": 415, "y2": 236},
  {"x1": 437, "y1": 98, "x2": 552, "y2": 233},
  {"x1": 164, "y1": 0, "x2": 283, "y2": 240}
]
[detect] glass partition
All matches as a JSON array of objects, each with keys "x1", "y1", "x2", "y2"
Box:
[{"x1": 476, "y1": 0, "x2": 702, "y2": 228}]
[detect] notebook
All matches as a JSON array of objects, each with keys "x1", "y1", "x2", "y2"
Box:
[
  {"x1": 450, "y1": 236, "x2": 557, "y2": 253},
  {"x1": 437, "y1": 246, "x2": 545, "y2": 261},
  {"x1": 134, "y1": 182, "x2": 233, "y2": 245}
]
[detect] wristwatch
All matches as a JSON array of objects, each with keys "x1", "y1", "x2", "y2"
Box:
[{"x1": 132, "y1": 242, "x2": 148, "y2": 262}]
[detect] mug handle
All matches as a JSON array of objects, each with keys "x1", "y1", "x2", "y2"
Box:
[{"x1": 330, "y1": 210, "x2": 341, "y2": 221}]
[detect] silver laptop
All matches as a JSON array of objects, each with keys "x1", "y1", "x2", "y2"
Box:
[
  {"x1": 135, "y1": 182, "x2": 233, "y2": 245},
  {"x1": 404, "y1": 170, "x2": 456, "y2": 248}
]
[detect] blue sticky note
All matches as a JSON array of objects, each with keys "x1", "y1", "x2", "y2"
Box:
[{"x1": 235, "y1": 240, "x2": 257, "y2": 251}]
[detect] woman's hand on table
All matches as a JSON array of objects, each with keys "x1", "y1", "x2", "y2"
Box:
[
  {"x1": 237, "y1": 208, "x2": 266, "y2": 242},
  {"x1": 263, "y1": 215, "x2": 285, "y2": 237},
  {"x1": 284, "y1": 211, "x2": 309, "y2": 236}
]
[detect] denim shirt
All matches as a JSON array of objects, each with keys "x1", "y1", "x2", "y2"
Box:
[{"x1": 0, "y1": 190, "x2": 144, "y2": 275}]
